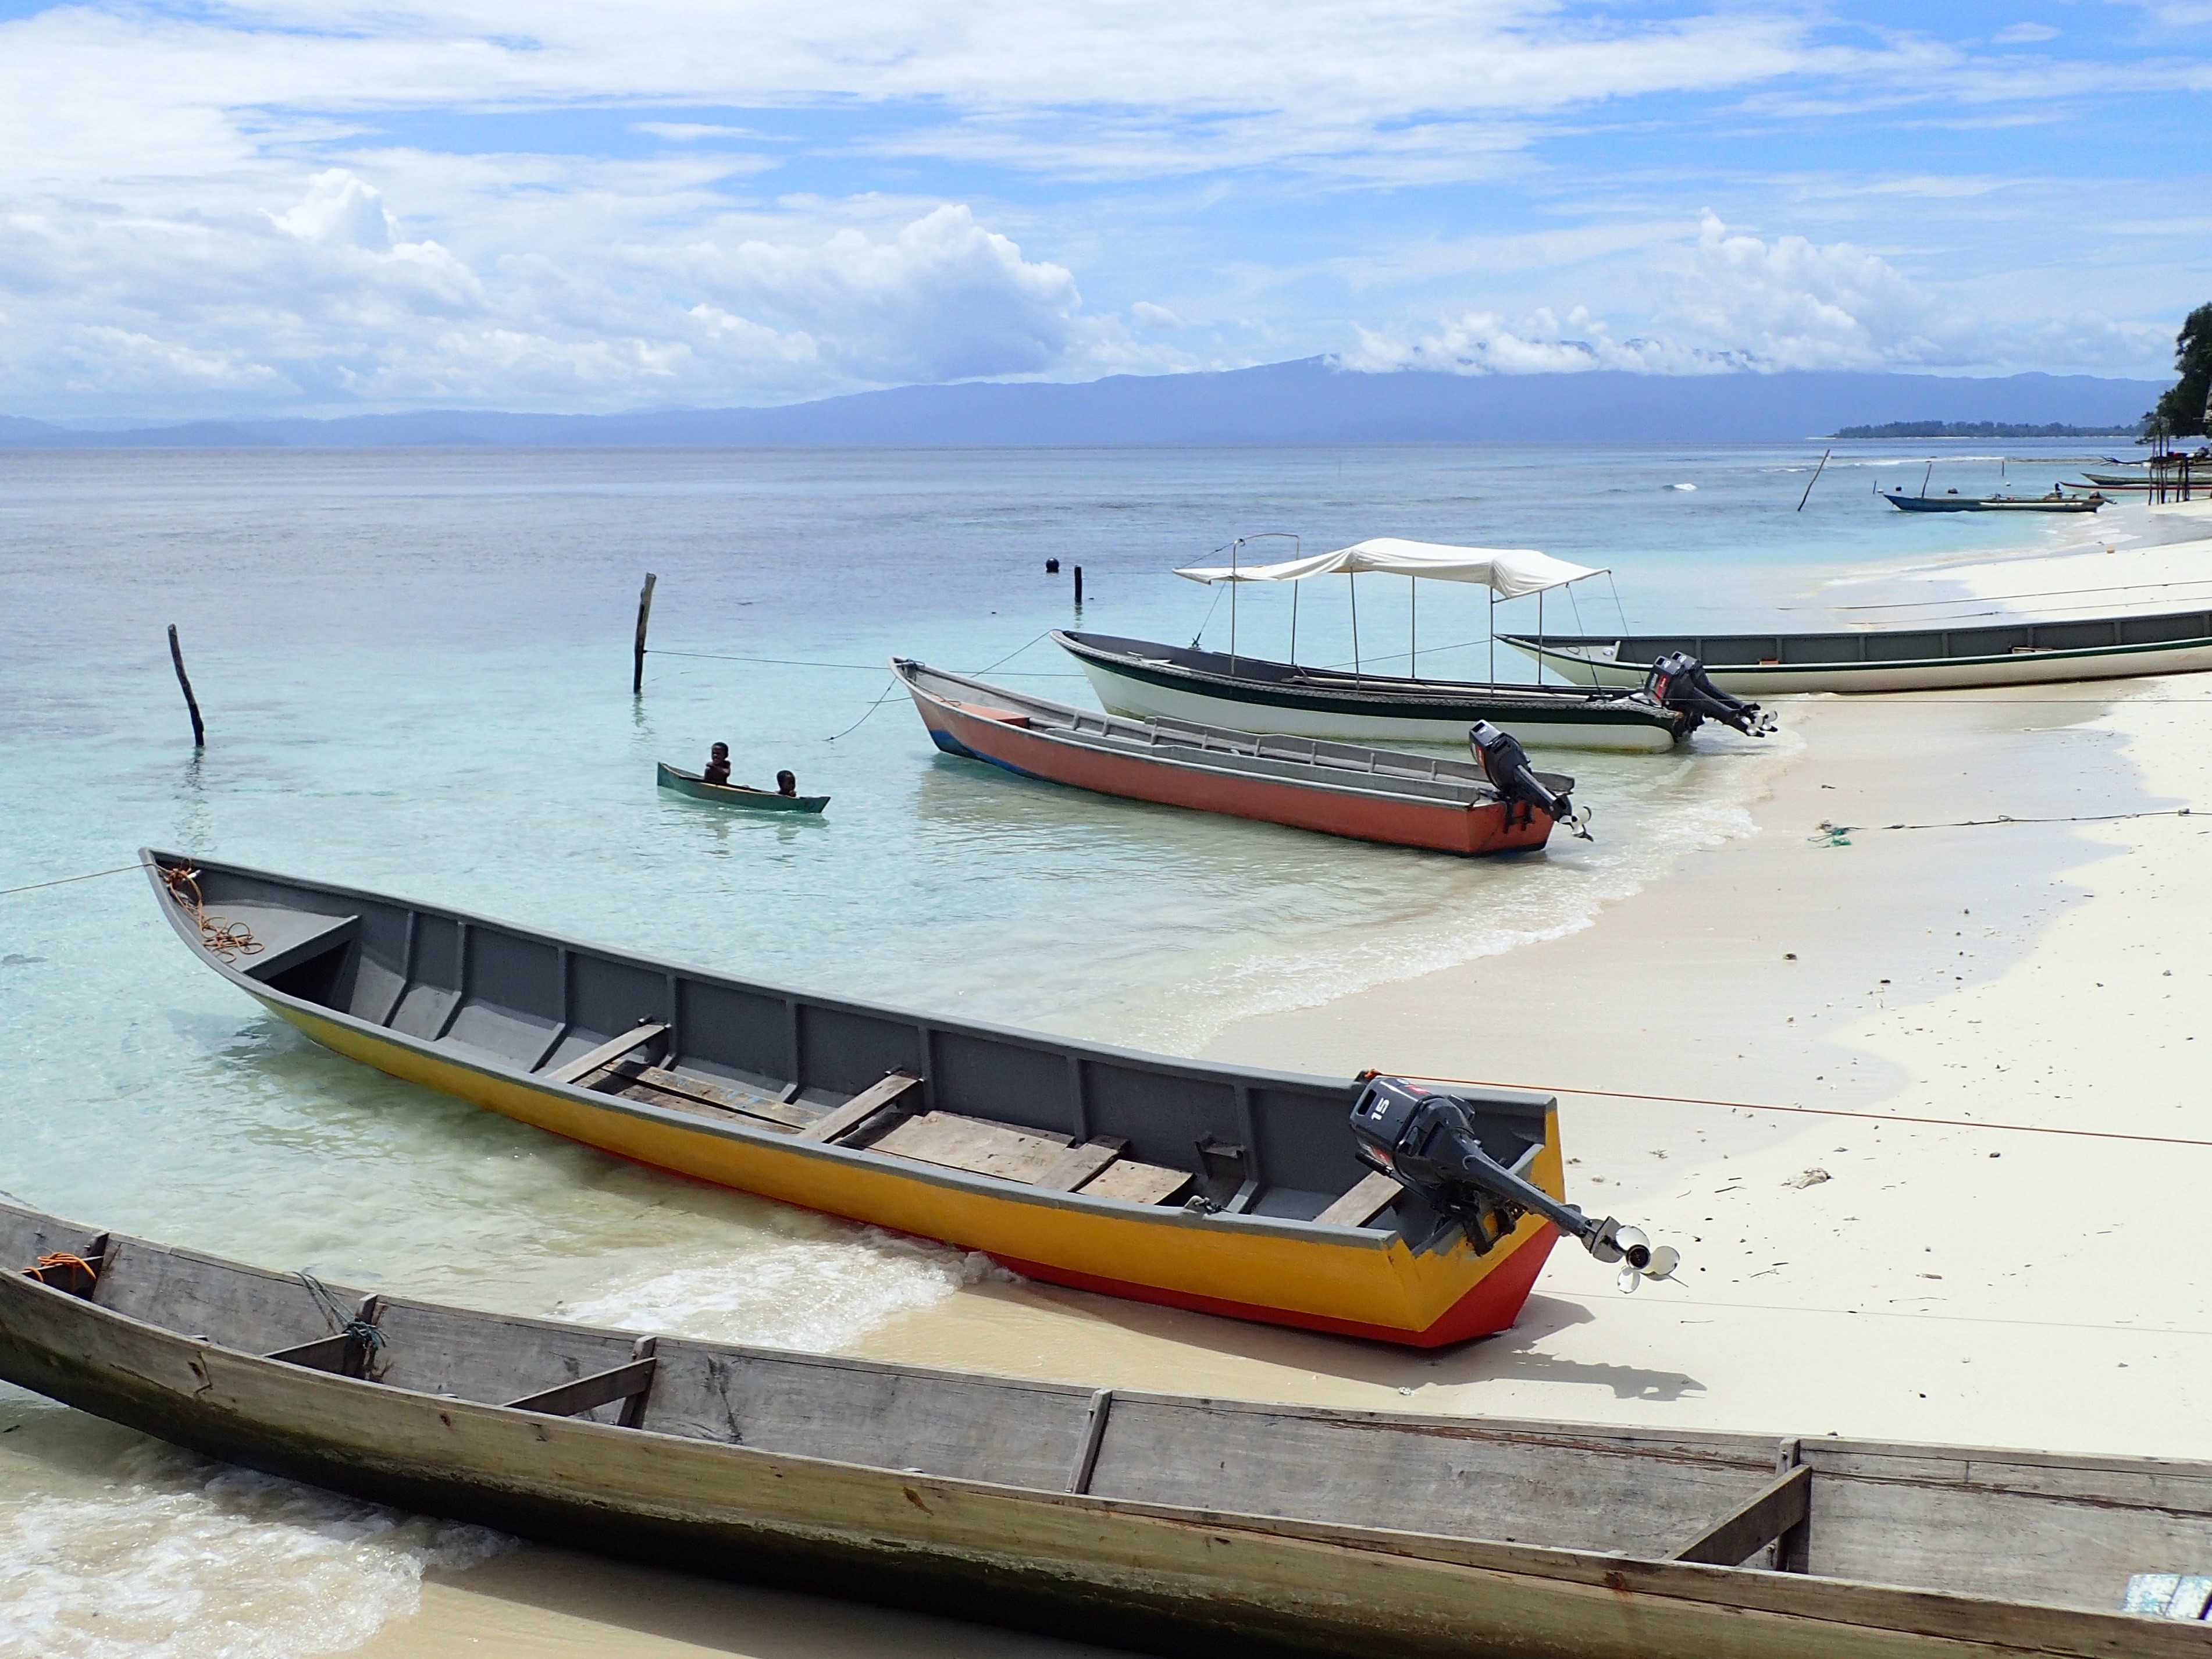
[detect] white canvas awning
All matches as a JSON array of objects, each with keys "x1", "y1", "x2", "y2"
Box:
[{"x1": 1174, "y1": 537, "x2": 1601, "y2": 600}]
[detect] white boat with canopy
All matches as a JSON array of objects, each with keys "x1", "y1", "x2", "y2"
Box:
[{"x1": 1055, "y1": 537, "x2": 1775, "y2": 752}]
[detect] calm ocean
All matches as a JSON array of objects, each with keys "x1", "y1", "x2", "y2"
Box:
[{"x1": 0, "y1": 439, "x2": 2117, "y2": 1655}]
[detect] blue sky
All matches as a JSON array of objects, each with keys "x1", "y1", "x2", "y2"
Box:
[{"x1": 0, "y1": 0, "x2": 2205, "y2": 416}]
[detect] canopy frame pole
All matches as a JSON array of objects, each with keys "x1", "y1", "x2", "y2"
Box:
[
  {"x1": 1290, "y1": 582, "x2": 1299, "y2": 668},
  {"x1": 1488, "y1": 592, "x2": 1495, "y2": 683},
  {"x1": 1350, "y1": 570, "x2": 1360, "y2": 682},
  {"x1": 1229, "y1": 537, "x2": 1239, "y2": 675},
  {"x1": 1537, "y1": 589, "x2": 1544, "y2": 687},
  {"x1": 1409, "y1": 576, "x2": 1417, "y2": 681}
]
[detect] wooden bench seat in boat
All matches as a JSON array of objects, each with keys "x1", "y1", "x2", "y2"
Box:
[{"x1": 219, "y1": 907, "x2": 359, "y2": 984}]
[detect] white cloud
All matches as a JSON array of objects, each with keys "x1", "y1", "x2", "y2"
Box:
[
  {"x1": 1131, "y1": 301, "x2": 1183, "y2": 330},
  {"x1": 1338, "y1": 212, "x2": 2172, "y2": 378},
  {"x1": 1994, "y1": 23, "x2": 2060, "y2": 44}
]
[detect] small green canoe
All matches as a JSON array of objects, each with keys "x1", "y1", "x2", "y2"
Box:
[{"x1": 656, "y1": 762, "x2": 829, "y2": 814}]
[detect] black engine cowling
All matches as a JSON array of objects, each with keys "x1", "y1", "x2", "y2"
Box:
[{"x1": 1644, "y1": 652, "x2": 1777, "y2": 738}]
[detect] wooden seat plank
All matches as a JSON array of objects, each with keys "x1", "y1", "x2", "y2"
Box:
[
  {"x1": 546, "y1": 1023, "x2": 668, "y2": 1085},
  {"x1": 796, "y1": 1070, "x2": 923, "y2": 1144},
  {"x1": 1315, "y1": 1169, "x2": 1404, "y2": 1229},
  {"x1": 506, "y1": 1354, "x2": 658, "y2": 1423},
  {"x1": 625, "y1": 1065, "x2": 813, "y2": 1131},
  {"x1": 1080, "y1": 1160, "x2": 1194, "y2": 1206},
  {"x1": 870, "y1": 1113, "x2": 1073, "y2": 1183},
  {"x1": 1668, "y1": 1465, "x2": 1812, "y2": 1567},
  {"x1": 1036, "y1": 1137, "x2": 1127, "y2": 1192}
]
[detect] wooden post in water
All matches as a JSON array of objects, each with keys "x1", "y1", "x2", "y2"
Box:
[
  {"x1": 167, "y1": 625, "x2": 205, "y2": 748},
  {"x1": 1796, "y1": 448, "x2": 1831, "y2": 512},
  {"x1": 632, "y1": 572, "x2": 657, "y2": 695},
  {"x1": 1073, "y1": 565, "x2": 1084, "y2": 607}
]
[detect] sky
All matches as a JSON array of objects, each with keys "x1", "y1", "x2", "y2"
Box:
[{"x1": 0, "y1": 1, "x2": 2206, "y2": 418}]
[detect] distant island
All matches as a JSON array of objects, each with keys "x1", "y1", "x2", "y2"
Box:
[{"x1": 1830, "y1": 420, "x2": 2142, "y2": 440}]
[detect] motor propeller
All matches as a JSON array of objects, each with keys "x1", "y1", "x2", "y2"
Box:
[{"x1": 1585, "y1": 1218, "x2": 1682, "y2": 1293}]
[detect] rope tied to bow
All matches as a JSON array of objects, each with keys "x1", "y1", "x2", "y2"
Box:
[
  {"x1": 157, "y1": 863, "x2": 264, "y2": 963},
  {"x1": 298, "y1": 1270, "x2": 385, "y2": 1355}
]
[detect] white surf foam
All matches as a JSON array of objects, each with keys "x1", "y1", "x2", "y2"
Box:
[
  {"x1": 0, "y1": 1413, "x2": 507, "y2": 1659},
  {"x1": 554, "y1": 1227, "x2": 1012, "y2": 1350}
]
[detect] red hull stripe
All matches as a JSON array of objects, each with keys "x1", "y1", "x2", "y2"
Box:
[
  {"x1": 919, "y1": 703, "x2": 1551, "y2": 857},
  {"x1": 995, "y1": 1223, "x2": 1561, "y2": 1349}
]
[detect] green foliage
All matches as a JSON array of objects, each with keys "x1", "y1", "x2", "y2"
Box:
[{"x1": 2145, "y1": 302, "x2": 2212, "y2": 437}]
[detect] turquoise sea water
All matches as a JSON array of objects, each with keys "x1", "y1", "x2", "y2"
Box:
[{"x1": 0, "y1": 439, "x2": 2134, "y2": 1656}]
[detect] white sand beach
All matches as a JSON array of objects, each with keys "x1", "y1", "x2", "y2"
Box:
[{"x1": 360, "y1": 663, "x2": 2212, "y2": 1653}]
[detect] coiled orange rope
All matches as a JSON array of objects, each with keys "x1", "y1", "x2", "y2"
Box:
[
  {"x1": 26, "y1": 1252, "x2": 99, "y2": 1287},
  {"x1": 156, "y1": 864, "x2": 263, "y2": 963}
]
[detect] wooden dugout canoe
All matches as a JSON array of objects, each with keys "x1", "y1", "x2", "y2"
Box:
[
  {"x1": 1053, "y1": 631, "x2": 1694, "y2": 753},
  {"x1": 656, "y1": 761, "x2": 830, "y2": 814},
  {"x1": 894, "y1": 658, "x2": 1570, "y2": 857},
  {"x1": 1501, "y1": 606, "x2": 2212, "y2": 696},
  {"x1": 143, "y1": 850, "x2": 1569, "y2": 1347},
  {"x1": 5, "y1": 1199, "x2": 2211, "y2": 1659}
]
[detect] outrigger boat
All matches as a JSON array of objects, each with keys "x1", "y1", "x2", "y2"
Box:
[
  {"x1": 143, "y1": 852, "x2": 1681, "y2": 1347},
  {"x1": 657, "y1": 762, "x2": 829, "y2": 814},
  {"x1": 5, "y1": 1197, "x2": 2210, "y2": 1659},
  {"x1": 1053, "y1": 536, "x2": 1775, "y2": 753},
  {"x1": 895, "y1": 658, "x2": 1587, "y2": 856},
  {"x1": 1504, "y1": 604, "x2": 2212, "y2": 695}
]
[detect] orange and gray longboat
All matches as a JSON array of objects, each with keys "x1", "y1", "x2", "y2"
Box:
[
  {"x1": 145, "y1": 852, "x2": 1671, "y2": 1346},
  {"x1": 895, "y1": 658, "x2": 1572, "y2": 856},
  {"x1": 5, "y1": 1196, "x2": 2207, "y2": 1659}
]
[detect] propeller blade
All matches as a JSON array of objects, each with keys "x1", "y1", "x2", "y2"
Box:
[
  {"x1": 1617, "y1": 1265, "x2": 1643, "y2": 1295},
  {"x1": 1613, "y1": 1225, "x2": 1648, "y2": 1254},
  {"x1": 1644, "y1": 1245, "x2": 1680, "y2": 1282}
]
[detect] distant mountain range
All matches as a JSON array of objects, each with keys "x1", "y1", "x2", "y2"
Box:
[{"x1": 0, "y1": 361, "x2": 2165, "y2": 448}]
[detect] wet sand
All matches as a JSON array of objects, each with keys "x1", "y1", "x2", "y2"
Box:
[{"x1": 363, "y1": 676, "x2": 2212, "y2": 1653}]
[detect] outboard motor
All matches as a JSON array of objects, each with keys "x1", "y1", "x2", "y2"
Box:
[
  {"x1": 1348, "y1": 1076, "x2": 1680, "y2": 1291},
  {"x1": 1645, "y1": 652, "x2": 1778, "y2": 738},
  {"x1": 1470, "y1": 722, "x2": 1591, "y2": 840}
]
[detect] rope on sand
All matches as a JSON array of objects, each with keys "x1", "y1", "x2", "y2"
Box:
[{"x1": 1812, "y1": 806, "x2": 2195, "y2": 846}]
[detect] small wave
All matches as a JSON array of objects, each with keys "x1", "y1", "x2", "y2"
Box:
[
  {"x1": 1667, "y1": 482, "x2": 1698, "y2": 491},
  {"x1": 553, "y1": 1228, "x2": 1011, "y2": 1350},
  {"x1": 0, "y1": 1409, "x2": 507, "y2": 1659}
]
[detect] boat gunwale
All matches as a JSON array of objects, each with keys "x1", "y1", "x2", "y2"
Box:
[
  {"x1": 1053, "y1": 631, "x2": 1684, "y2": 729},
  {"x1": 3, "y1": 1222, "x2": 2207, "y2": 1658},
  {"x1": 894, "y1": 658, "x2": 1526, "y2": 816},
  {"x1": 138, "y1": 850, "x2": 1523, "y2": 1252},
  {"x1": 1502, "y1": 626, "x2": 2212, "y2": 681}
]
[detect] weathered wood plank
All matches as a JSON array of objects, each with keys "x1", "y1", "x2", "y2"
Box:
[
  {"x1": 870, "y1": 1113, "x2": 1073, "y2": 1183},
  {"x1": 795, "y1": 1070, "x2": 922, "y2": 1143},
  {"x1": 631, "y1": 1065, "x2": 812, "y2": 1130},
  {"x1": 1036, "y1": 1137, "x2": 1127, "y2": 1192},
  {"x1": 1079, "y1": 1160, "x2": 1192, "y2": 1206},
  {"x1": 1668, "y1": 1465, "x2": 1811, "y2": 1567},
  {"x1": 1315, "y1": 1169, "x2": 1402, "y2": 1228},
  {"x1": 505, "y1": 1355, "x2": 657, "y2": 1420},
  {"x1": 1088, "y1": 1397, "x2": 1777, "y2": 1556},
  {"x1": 545, "y1": 1023, "x2": 669, "y2": 1085}
]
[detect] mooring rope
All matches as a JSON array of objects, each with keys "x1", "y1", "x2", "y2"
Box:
[
  {"x1": 155, "y1": 864, "x2": 263, "y2": 962},
  {"x1": 1400, "y1": 1073, "x2": 2212, "y2": 1151},
  {"x1": 0, "y1": 863, "x2": 149, "y2": 900}
]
